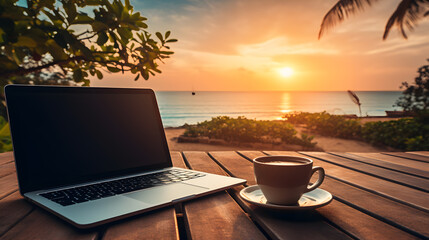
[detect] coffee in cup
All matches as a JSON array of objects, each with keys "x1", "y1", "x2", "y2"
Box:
[{"x1": 253, "y1": 155, "x2": 325, "y2": 205}]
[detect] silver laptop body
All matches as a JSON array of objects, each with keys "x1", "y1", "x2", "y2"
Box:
[{"x1": 5, "y1": 85, "x2": 246, "y2": 228}]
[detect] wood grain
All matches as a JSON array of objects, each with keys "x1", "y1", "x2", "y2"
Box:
[
  {"x1": 0, "y1": 191, "x2": 33, "y2": 237},
  {"x1": 407, "y1": 151, "x2": 429, "y2": 157},
  {"x1": 182, "y1": 151, "x2": 266, "y2": 240},
  {"x1": 0, "y1": 152, "x2": 14, "y2": 166},
  {"x1": 266, "y1": 151, "x2": 429, "y2": 212},
  {"x1": 302, "y1": 152, "x2": 429, "y2": 192},
  {"x1": 0, "y1": 173, "x2": 18, "y2": 200},
  {"x1": 350, "y1": 153, "x2": 429, "y2": 172},
  {"x1": 382, "y1": 152, "x2": 429, "y2": 163},
  {"x1": 210, "y1": 151, "x2": 351, "y2": 240},
  {"x1": 317, "y1": 200, "x2": 417, "y2": 240},
  {"x1": 238, "y1": 151, "x2": 421, "y2": 240},
  {"x1": 0, "y1": 162, "x2": 15, "y2": 179},
  {"x1": 330, "y1": 152, "x2": 429, "y2": 179},
  {"x1": 102, "y1": 208, "x2": 179, "y2": 240},
  {"x1": 0, "y1": 209, "x2": 98, "y2": 240},
  {"x1": 322, "y1": 177, "x2": 429, "y2": 238}
]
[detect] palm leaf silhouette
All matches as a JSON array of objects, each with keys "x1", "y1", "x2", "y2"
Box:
[
  {"x1": 319, "y1": 0, "x2": 429, "y2": 40},
  {"x1": 347, "y1": 90, "x2": 362, "y2": 117},
  {"x1": 318, "y1": 0, "x2": 375, "y2": 39},
  {"x1": 383, "y1": 0, "x2": 429, "y2": 39}
]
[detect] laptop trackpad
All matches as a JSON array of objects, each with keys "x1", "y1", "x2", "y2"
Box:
[{"x1": 124, "y1": 183, "x2": 208, "y2": 204}]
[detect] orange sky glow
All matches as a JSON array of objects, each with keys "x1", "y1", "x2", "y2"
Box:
[{"x1": 91, "y1": 0, "x2": 429, "y2": 91}]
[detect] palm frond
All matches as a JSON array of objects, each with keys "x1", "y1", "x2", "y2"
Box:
[
  {"x1": 347, "y1": 90, "x2": 361, "y2": 106},
  {"x1": 318, "y1": 0, "x2": 376, "y2": 39},
  {"x1": 383, "y1": 0, "x2": 429, "y2": 39},
  {"x1": 347, "y1": 90, "x2": 362, "y2": 116}
]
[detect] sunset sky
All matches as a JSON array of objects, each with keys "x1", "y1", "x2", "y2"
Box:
[{"x1": 91, "y1": 0, "x2": 429, "y2": 91}]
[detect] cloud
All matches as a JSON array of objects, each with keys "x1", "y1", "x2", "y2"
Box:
[{"x1": 93, "y1": 0, "x2": 429, "y2": 91}]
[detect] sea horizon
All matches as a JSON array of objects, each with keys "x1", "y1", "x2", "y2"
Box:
[{"x1": 155, "y1": 91, "x2": 404, "y2": 127}]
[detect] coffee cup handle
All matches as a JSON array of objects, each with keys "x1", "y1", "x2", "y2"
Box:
[{"x1": 305, "y1": 166, "x2": 325, "y2": 192}]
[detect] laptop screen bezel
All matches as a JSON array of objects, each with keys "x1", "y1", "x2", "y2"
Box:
[{"x1": 5, "y1": 85, "x2": 173, "y2": 194}]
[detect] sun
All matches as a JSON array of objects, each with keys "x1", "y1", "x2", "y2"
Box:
[{"x1": 278, "y1": 67, "x2": 294, "y2": 78}]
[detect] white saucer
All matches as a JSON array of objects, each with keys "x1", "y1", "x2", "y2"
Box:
[{"x1": 239, "y1": 185, "x2": 332, "y2": 210}]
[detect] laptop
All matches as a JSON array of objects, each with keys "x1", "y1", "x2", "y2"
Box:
[{"x1": 5, "y1": 85, "x2": 246, "y2": 228}]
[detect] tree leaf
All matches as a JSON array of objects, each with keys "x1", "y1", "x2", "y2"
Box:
[
  {"x1": 96, "y1": 31, "x2": 108, "y2": 45},
  {"x1": 72, "y1": 14, "x2": 93, "y2": 24},
  {"x1": 91, "y1": 21, "x2": 108, "y2": 32},
  {"x1": 117, "y1": 28, "x2": 133, "y2": 41},
  {"x1": 64, "y1": 0, "x2": 78, "y2": 23},
  {"x1": 96, "y1": 70, "x2": 103, "y2": 79},
  {"x1": 46, "y1": 39, "x2": 68, "y2": 60},
  {"x1": 135, "y1": 21, "x2": 148, "y2": 28},
  {"x1": 14, "y1": 36, "x2": 37, "y2": 47},
  {"x1": 107, "y1": 66, "x2": 121, "y2": 72},
  {"x1": 134, "y1": 73, "x2": 140, "y2": 81},
  {"x1": 165, "y1": 31, "x2": 171, "y2": 39},
  {"x1": 156, "y1": 32, "x2": 163, "y2": 42},
  {"x1": 73, "y1": 69, "x2": 84, "y2": 82},
  {"x1": 54, "y1": 32, "x2": 68, "y2": 48}
]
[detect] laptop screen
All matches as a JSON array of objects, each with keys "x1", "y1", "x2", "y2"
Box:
[{"x1": 6, "y1": 86, "x2": 172, "y2": 193}]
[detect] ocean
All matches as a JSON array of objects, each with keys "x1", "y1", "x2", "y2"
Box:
[{"x1": 155, "y1": 91, "x2": 403, "y2": 127}]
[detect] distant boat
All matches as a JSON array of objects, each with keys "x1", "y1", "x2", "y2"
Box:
[{"x1": 192, "y1": 91, "x2": 196, "y2": 95}]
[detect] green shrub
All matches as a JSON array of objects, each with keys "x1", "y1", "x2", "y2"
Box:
[
  {"x1": 183, "y1": 116, "x2": 316, "y2": 148},
  {"x1": 0, "y1": 116, "x2": 12, "y2": 153},
  {"x1": 284, "y1": 111, "x2": 428, "y2": 150},
  {"x1": 284, "y1": 111, "x2": 361, "y2": 139},
  {"x1": 362, "y1": 118, "x2": 428, "y2": 150}
]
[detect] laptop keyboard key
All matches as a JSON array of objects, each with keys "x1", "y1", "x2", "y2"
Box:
[{"x1": 40, "y1": 169, "x2": 206, "y2": 206}]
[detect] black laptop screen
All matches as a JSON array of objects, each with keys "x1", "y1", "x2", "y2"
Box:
[{"x1": 6, "y1": 86, "x2": 172, "y2": 193}]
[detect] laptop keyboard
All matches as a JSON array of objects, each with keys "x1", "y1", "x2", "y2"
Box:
[{"x1": 40, "y1": 169, "x2": 206, "y2": 206}]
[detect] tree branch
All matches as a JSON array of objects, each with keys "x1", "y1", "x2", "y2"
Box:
[{"x1": 0, "y1": 56, "x2": 86, "y2": 77}]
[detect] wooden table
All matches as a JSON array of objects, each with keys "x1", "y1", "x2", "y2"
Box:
[{"x1": 1, "y1": 151, "x2": 429, "y2": 240}]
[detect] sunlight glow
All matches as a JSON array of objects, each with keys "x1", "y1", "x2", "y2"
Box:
[{"x1": 278, "y1": 67, "x2": 294, "y2": 78}]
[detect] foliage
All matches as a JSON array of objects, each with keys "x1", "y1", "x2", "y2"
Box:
[
  {"x1": 183, "y1": 116, "x2": 317, "y2": 148},
  {"x1": 0, "y1": 0, "x2": 177, "y2": 86},
  {"x1": 0, "y1": 116, "x2": 12, "y2": 153},
  {"x1": 284, "y1": 111, "x2": 429, "y2": 150},
  {"x1": 361, "y1": 118, "x2": 429, "y2": 150},
  {"x1": 319, "y1": 0, "x2": 429, "y2": 40},
  {"x1": 284, "y1": 111, "x2": 362, "y2": 139},
  {"x1": 396, "y1": 59, "x2": 429, "y2": 111}
]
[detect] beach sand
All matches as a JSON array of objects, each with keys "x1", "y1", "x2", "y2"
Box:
[{"x1": 164, "y1": 127, "x2": 392, "y2": 152}]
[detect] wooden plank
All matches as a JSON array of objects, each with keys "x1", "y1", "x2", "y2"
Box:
[
  {"x1": 0, "y1": 173, "x2": 18, "y2": 200},
  {"x1": 317, "y1": 200, "x2": 417, "y2": 240},
  {"x1": 102, "y1": 208, "x2": 179, "y2": 240},
  {"x1": 211, "y1": 151, "x2": 352, "y2": 240},
  {"x1": 330, "y1": 152, "x2": 429, "y2": 179},
  {"x1": 0, "y1": 191, "x2": 33, "y2": 236},
  {"x1": 322, "y1": 177, "x2": 429, "y2": 239},
  {"x1": 246, "y1": 151, "x2": 429, "y2": 237},
  {"x1": 240, "y1": 151, "x2": 425, "y2": 239},
  {"x1": 254, "y1": 152, "x2": 429, "y2": 239},
  {"x1": 0, "y1": 162, "x2": 15, "y2": 179},
  {"x1": 350, "y1": 153, "x2": 429, "y2": 172},
  {"x1": 0, "y1": 152, "x2": 13, "y2": 166},
  {"x1": 382, "y1": 152, "x2": 429, "y2": 163},
  {"x1": 101, "y1": 152, "x2": 182, "y2": 240},
  {"x1": 0, "y1": 209, "x2": 98, "y2": 240},
  {"x1": 181, "y1": 151, "x2": 267, "y2": 240},
  {"x1": 302, "y1": 152, "x2": 429, "y2": 192},
  {"x1": 265, "y1": 151, "x2": 429, "y2": 212},
  {"x1": 407, "y1": 151, "x2": 429, "y2": 157},
  {"x1": 170, "y1": 151, "x2": 187, "y2": 169}
]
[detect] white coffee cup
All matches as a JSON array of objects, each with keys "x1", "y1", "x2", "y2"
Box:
[{"x1": 253, "y1": 155, "x2": 325, "y2": 205}]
